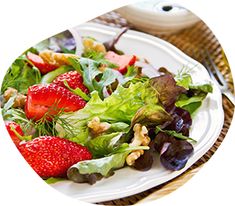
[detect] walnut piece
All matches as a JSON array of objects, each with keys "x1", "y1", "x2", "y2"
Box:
[
  {"x1": 3, "y1": 87, "x2": 26, "y2": 108},
  {"x1": 130, "y1": 124, "x2": 150, "y2": 147},
  {"x1": 83, "y1": 38, "x2": 106, "y2": 54},
  {"x1": 126, "y1": 124, "x2": 151, "y2": 166},
  {"x1": 87, "y1": 117, "x2": 111, "y2": 136},
  {"x1": 126, "y1": 150, "x2": 144, "y2": 166},
  {"x1": 39, "y1": 50, "x2": 78, "y2": 67}
]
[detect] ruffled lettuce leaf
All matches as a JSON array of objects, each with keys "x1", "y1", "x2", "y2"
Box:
[
  {"x1": 67, "y1": 152, "x2": 129, "y2": 184},
  {"x1": 56, "y1": 81, "x2": 170, "y2": 144},
  {"x1": 67, "y1": 145, "x2": 148, "y2": 185}
]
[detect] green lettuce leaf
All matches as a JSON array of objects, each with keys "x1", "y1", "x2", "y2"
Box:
[
  {"x1": 87, "y1": 132, "x2": 124, "y2": 158},
  {"x1": 155, "y1": 126, "x2": 196, "y2": 142},
  {"x1": 67, "y1": 152, "x2": 129, "y2": 180},
  {"x1": 175, "y1": 69, "x2": 213, "y2": 93},
  {"x1": 189, "y1": 83, "x2": 213, "y2": 93},
  {"x1": 40, "y1": 65, "x2": 73, "y2": 84},
  {"x1": 174, "y1": 69, "x2": 213, "y2": 115},
  {"x1": 175, "y1": 69, "x2": 192, "y2": 89},
  {"x1": 67, "y1": 144, "x2": 149, "y2": 185},
  {"x1": 175, "y1": 93, "x2": 206, "y2": 107}
]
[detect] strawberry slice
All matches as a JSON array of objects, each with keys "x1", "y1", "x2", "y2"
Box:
[
  {"x1": 53, "y1": 71, "x2": 89, "y2": 93},
  {"x1": 105, "y1": 51, "x2": 136, "y2": 74},
  {"x1": 27, "y1": 52, "x2": 58, "y2": 74},
  {"x1": 25, "y1": 84, "x2": 86, "y2": 121},
  {"x1": 5, "y1": 121, "x2": 24, "y2": 146},
  {"x1": 18, "y1": 136, "x2": 92, "y2": 178}
]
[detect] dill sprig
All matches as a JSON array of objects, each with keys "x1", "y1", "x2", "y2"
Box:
[{"x1": 2, "y1": 100, "x2": 76, "y2": 138}]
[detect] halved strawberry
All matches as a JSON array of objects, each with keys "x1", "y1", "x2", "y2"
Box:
[
  {"x1": 5, "y1": 121, "x2": 24, "y2": 146},
  {"x1": 105, "y1": 51, "x2": 136, "y2": 74},
  {"x1": 27, "y1": 52, "x2": 58, "y2": 74},
  {"x1": 25, "y1": 84, "x2": 86, "y2": 121},
  {"x1": 52, "y1": 71, "x2": 89, "y2": 93},
  {"x1": 18, "y1": 136, "x2": 92, "y2": 178}
]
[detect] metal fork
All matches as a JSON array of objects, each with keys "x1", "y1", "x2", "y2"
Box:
[{"x1": 201, "y1": 50, "x2": 235, "y2": 106}]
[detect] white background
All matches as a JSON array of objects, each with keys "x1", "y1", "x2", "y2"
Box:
[{"x1": 0, "y1": 0, "x2": 234, "y2": 205}]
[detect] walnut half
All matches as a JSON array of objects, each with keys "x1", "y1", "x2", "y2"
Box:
[
  {"x1": 3, "y1": 87, "x2": 26, "y2": 108},
  {"x1": 126, "y1": 124, "x2": 151, "y2": 166},
  {"x1": 83, "y1": 38, "x2": 106, "y2": 54},
  {"x1": 87, "y1": 117, "x2": 111, "y2": 136},
  {"x1": 39, "y1": 50, "x2": 78, "y2": 67}
]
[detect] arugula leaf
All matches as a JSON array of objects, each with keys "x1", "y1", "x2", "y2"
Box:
[
  {"x1": 67, "y1": 57, "x2": 83, "y2": 75},
  {"x1": 79, "y1": 58, "x2": 102, "y2": 92},
  {"x1": 79, "y1": 58, "x2": 125, "y2": 98},
  {"x1": 68, "y1": 56, "x2": 141, "y2": 99},
  {"x1": 92, "y1": 68, "x2": 122, "y2": 97},
  {"x1": 63, "y1": 80, "x2": 90, "y2": 101}
]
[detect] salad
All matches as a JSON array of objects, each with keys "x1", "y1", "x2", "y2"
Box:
[{"x1": 1, "y1": 28, "x2": 212, "y2": 185}]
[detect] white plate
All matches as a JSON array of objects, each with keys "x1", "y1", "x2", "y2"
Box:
[{"x1": 52, "y1": 23, "x2": 224, "y2": 203}]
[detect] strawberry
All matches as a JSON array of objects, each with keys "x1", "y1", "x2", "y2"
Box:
[
  {"x1": 27, "y1": 52, "x2": 58, "y2": 74},
  {"x1": 5, "y1": 121, "x2": 24, "y2": 146},
  {"x1": 18, "y1": 136, "x2": 92, "y2": 178},
  {"x1": 25, "y1": 84, "x2": 86, "y2": 121},
  {"x1": 52, "y1": 71, "x2": 89, "y2": 93},
  {"x1": 105, "y1": 51, "x2": 136, "y2": 74}
]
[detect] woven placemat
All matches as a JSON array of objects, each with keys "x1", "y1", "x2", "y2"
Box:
[{"x1": 91, "y1": 11, "x2": 234, "y2": 205}]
